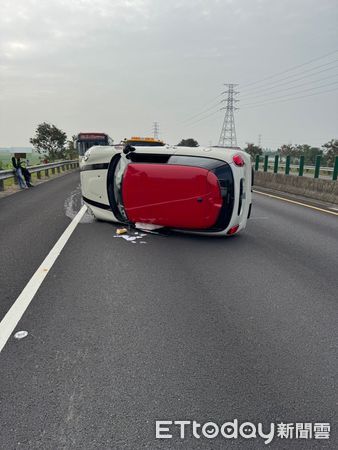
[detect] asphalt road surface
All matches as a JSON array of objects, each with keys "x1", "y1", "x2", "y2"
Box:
[{"x1": 0, "y1": 171, "x2": 337, "y2": 449}]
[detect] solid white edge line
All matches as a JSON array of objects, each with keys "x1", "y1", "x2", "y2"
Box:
[
  {"x1": 253, "y1": 190, "x2": 338, "y2": 217},
  {"x1": 0, "y1": 204, "x2": 87, "y2": 353}
]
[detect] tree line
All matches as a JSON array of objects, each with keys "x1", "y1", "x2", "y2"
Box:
[
  {"x1": 176, "y1": 138, "x2": 338, "y2": 166},
  {"x1": 243, "y1": 140, "x2": 338, "y2": 166}
]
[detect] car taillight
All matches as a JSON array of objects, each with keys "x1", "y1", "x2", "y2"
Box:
[
  {"x1": 227, "y1": 225, "x2": 239, "y2": 235},
  {"x1": 233, "y1": 154, "x2": 245, "y2": 167}
]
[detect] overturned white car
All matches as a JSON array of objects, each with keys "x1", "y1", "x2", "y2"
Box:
[{"x1": 80, "y1": 144, "x2": 252, "y2": 236}]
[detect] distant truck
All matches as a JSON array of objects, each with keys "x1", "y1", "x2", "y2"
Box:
[{"x1": 124, "y1": 136, "x2": 165, "y2": 147}]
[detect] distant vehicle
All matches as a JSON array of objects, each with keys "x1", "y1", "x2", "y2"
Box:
[
  {"x1": 80, "y1": 144, "x2": 252, "y2": 236},
  {"x1": 124, "y1": 136, "x2": 165, "y2": 147},
  {"x1": 75, "y1": 133, "x2": 113, "y2": 156}
]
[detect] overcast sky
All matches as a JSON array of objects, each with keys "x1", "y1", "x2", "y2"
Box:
[{"x1": 1, "y1": 0, "x2": 337, "y2": 149}]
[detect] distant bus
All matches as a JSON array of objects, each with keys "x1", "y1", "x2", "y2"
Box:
[
  {"x1": 124, "y1": 136, "x2": 165, "y2": 147},
  {"x1": 75, "y1": 133, "x2": 113, "y2": 156}
]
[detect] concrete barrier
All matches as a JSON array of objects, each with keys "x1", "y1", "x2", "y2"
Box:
[{"x1": 254, "y1": 171, "x2": 338, "y2": 205}]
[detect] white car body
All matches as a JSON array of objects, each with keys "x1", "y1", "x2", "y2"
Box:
[{"x1": 80, "y1": 144, "x2": 252, "y2": 236}]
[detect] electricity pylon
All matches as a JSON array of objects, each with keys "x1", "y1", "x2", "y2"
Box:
[
  {"x1": 153, "y1": 122, "x2": 160, "y2": 140},
  {"x1": 218, "y1": 84, "x2": 239, "y2": 147}
]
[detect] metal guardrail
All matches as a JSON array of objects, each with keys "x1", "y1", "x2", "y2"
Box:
[
  {"x1": 0, "y1": 159, "x2": 79, "y2": 191},
  {"x1": 254, "y1": 155, "x2": 338, "y2": 181},
  {"x1": 278, "y1": 163, "x2": 333, "y2": 173}
]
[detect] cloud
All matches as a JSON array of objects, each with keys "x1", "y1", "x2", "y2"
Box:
[{"x1": 0, "y1": 0, "x2": 337, "y2": 146}]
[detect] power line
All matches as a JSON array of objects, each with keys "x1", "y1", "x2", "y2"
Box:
[
  {"x1": 241, "y1": 63, "x2": 338, "y2": 98},
  {"x1": 240, "y1": 85, "x2": 338, "y2": 109},
  {"x1": 185, "y1": 108, "x2": 222, "y2": 127},
  {"x1": 241, "y1": 60, "x2": 338, "y2": 96},
  {"x1": 240, "y1": 49, "x2": 338, "y2": 89},
  {"x1": 241, "y1": 80, "x2": 338, "y2": 106},
  {"x1": 182, "y1": 51, "x2": 338, "y2": 129},
  {"x1": 183, "y1": 99, "x2": 223, "y2": 124},
  {"x1": 181, "y1": 93, "x2": 223, "y2": 123},
  {"x1": 240, "y1": 71, "x2": 338, "y2": 101},
  {"x1": 182, "y1": 52, "x2": 338, "y2": 130}
]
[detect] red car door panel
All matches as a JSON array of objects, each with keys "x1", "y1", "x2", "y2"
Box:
[{"x1": 122, "y1": 164, "x2": 222, "y2": 229}]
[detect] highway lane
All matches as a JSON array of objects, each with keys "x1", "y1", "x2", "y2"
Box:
[
  {"x1": 0, "y1": 172, "x2": 88, "y2": 321},
  {"x1": 0, "y1": 176, "x2": 337, "y2": 449}
]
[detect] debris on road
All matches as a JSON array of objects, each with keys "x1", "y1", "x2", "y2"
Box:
[
  {"x1": 113, "y1": 230, "x2": 148, "y2": 244},
  {"x1": 121, "y1": 235, "x2": 138, "y2": 241},
  {"x1": 116, "y1": 228, "x2": 128, "y2": 235},
  {"x1": 14, "y1": 331, "x2": 28, "y2": 340}
]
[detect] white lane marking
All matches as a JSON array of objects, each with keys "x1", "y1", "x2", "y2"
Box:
[
  {"x1": 253, "y1": 190, "x2": 338, "y2": 217},
  {"x1": 0, "y1": 205, "x2": 87, "y2": 353}
]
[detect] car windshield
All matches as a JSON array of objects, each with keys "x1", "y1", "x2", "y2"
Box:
[{"x1": 113, "y1": 155, "x2": 129, "y2": 221}]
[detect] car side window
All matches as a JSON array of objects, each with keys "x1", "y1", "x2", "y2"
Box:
[
  {"x1": 168, "y1": 155, "x2": 224, "y2": 170},
  {"x1": 213, "y1": 165, "x2": 234, "y2": 200}
]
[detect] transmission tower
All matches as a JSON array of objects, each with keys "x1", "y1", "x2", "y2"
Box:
[
  {"x1": 153, "y1": 121, "x2": 160, "y2": 139},
  {"x1": 218, "y1": 84, "x2": 239, "y2": 147}
]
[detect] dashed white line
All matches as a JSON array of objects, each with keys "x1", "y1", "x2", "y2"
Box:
[{"x1": 0, "y1": 205, "x2": 87, "y2": 353}]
